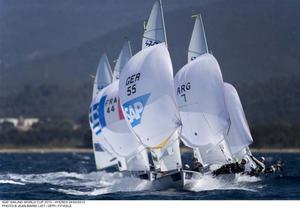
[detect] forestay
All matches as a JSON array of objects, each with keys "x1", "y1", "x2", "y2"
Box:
[
  {"x1": 188, "y1": 14, "x2": 208, "y2": 63},
  {"x1": 142, "y1": 0, "x2": 167, "y2": 49},
  {"x1": 119, "y1": 43, "x2": 180, "y2": 148},
  {"x1": 98, "y1": 81, "x2": 150, "y2": 171},
  {"x1": 174, "y1": 54, "x2": 232, "y2": 165},
  {"x1": 113, "y1": 40, "x2": 132, "y2": 81},
  {"x1": 223, "y1": 83, "x2": 253, "y2": 156}
]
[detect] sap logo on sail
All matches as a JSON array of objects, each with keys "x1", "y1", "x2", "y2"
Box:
[
  {"x1": 145, "y1": 39, "x2": 159, "y2": 47},
  {"x1": 122, "y1": 93, "x2": 151, "y2": 127}
]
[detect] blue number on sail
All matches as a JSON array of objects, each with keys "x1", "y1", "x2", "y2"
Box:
[
  {"x1": 145, "y1": 39, "x2": 159, "y2": 47},
  {"x1": 122, "y1": 93, "x2": 151, "y2": 127}
]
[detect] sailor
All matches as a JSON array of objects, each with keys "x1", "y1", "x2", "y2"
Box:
[
  {"x1": 212, "y1": 159, "x2": 246, "y2": 176},
  {"x1": 276, "y1": 160, "x2": 285, "y2": 172},
  {"x1": 191, "y1": 157, "x2": 204, "y2": 173},
  {"x1": 249, "y1": 155, "x2": 266, "y2": 175},
  {"x1": 264, "y1": 165, "x2": 276, "y2": 174}
]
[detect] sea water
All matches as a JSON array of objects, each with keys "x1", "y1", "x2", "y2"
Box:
[{"x1": 0, "y1": 152, "x2": 299, "y2": 200}]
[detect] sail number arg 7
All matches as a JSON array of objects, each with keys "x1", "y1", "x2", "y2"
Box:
[
  {"x1": 126, "y1": 73, "x2": 140, "y2": 96},
  {"x1": 177, "y1": 82, "x2": 191, "y2": 102}
]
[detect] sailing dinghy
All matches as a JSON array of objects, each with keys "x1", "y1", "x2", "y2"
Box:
[
  {"x1": 174, "y1": 14, "x2": 235, "y2": 182},
  {"x1": 89, "y1": 53, "x2": 126, "y2": 171}
]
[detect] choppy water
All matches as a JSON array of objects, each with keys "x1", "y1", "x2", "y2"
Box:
[{"x1": 0, "y1": 152, "x2": 299, "y2": 199}]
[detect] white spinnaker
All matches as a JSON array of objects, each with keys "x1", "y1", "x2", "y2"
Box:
[
  {"x1": 93, "y1": 53, "x2": 112, "y2": 96},
  {"x1": 113, "y1": 40, "x2": 132, "y2": 81},
  {"x1": 89, "y1": 93, "x2": 119, "y2": 170},
  {"x1": 150, "y1": 131, "x2": 182, "y2": 171},
  {"x1": 188, "y1": 14, "x2": 208, "y2": 63},
  {"x1": 142, "y1": 0, "x2": 167, "y2": 49},
  {"x1": 224, "y1": 83, "x2": 253, "y2": 156},
  {"x1": 174, "y1": 54, "x2": 232, "y2": 165},
  {"x1": 119, "y1": 43, "x2": 180, "y2": 148},
  {"x1": 89, "y1": 56, "x2": 125, "y2": 171},
  {"x1": 99, "y1": 81, "x2": 150, "y2": 171}
]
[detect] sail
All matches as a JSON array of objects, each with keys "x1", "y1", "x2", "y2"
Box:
[
  {"x1": 98, "y1": 80, "x2": 150, "y2": 171},
  {"x1": 113, "y1": 40, "x2": 132, "y2": 81},
  {"x1": 150, "y1": 130, "x2": 182, "y2": 171},
  {"x1": 119, "y1": 43, "x2": 180, "y2": 148},
  {"x1": 224, "y1": 83, "x2": 253, "y2": 155},
  {"x1": 193, "y1": 139, "x2": 233, "y2": 167},
  {"x1": 188, "y1": 14, "x2": 208, "y2": 62},
  {"x1": 174, "y1": 54, "x2": 233, "y2": 166},
  {"x1": 89, "y1": 93, "x2": 120, "y2": 170},
  {"x1": 93, "y1": 53, "x2": 112, "y2": 97},
  {"x1": 175, "y1": 53, "x2": 230, "y2": 148},
  {"x1": 92, "y1": 133, "x2": 119, "y2": 170},
  {"x1": 142, "y1": 0, "x2": 167, "y2": 49}
]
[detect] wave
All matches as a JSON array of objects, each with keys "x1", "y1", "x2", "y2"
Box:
[
  {"x1": 188, "y1": 174, "x2": 260, "y2": 192},
  {"x1": 0, "y1": 171, "x2": 264, "y2": 196},
  {"x1": 0, "y1": 179, "x2": 25, "y2": 185},
  {"x1": 0, "y1": 171, "x2": 151, "y2": 196}
]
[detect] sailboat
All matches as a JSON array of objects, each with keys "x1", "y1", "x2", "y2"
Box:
[
  {"x1": 89, "y1": 53, "x2": 126, "y2": 171},
  {"x1": 89, "y1": 40, "x2": 155, "y2": 177},
  {"x1": 223, "y1": 83, "x2": 257, "y2": 171},
  {"x1": 174, "y1": 14, "x2": 235, "y2": 178}
]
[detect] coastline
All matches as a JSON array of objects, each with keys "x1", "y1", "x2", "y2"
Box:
[{"x1": 0, "y1": 147, "x2": 300, "y2": 153}]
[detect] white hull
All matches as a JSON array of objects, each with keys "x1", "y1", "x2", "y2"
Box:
[
  {"x1": 148, "y1": 170, "x2": 236, "y2": 191},
  {"x1": 150, "y1": 170, "x2": 202, "y2": 191}
]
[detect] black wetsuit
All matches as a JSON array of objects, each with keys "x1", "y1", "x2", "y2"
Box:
[
  {"x1": 213, "y1": 162, "x2": 245, "y2": 176},
  {"x1": 191, "y1": 161, "x2": 204, "y2": 173}
]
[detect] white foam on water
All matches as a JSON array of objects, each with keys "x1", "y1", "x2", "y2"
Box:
[
  {"x1": 188, "y1": 174, "x2": 259, "y2": 193},
  {"x1": 0, "y1": 179, "x2": 25, "y2": 185},
  {"x1": 0, "y1": 171, "x2": 151, "y2": 196},
  {"x1": 0, "y1": 171, "x2": 263, "y2": 195},
  {"x1": 235, "y1": 174, "x2": 262, "y2": 183}
]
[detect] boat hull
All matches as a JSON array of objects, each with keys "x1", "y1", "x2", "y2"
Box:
[{"x1": 150, "y1": 170, "x2": 202, "y2": 191}]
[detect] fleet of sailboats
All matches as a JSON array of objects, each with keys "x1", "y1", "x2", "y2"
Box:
[{"x1": 88, "y1": 0, "x2": 259, "y2": 190}]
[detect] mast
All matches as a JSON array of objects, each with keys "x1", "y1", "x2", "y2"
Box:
[{"x1": 159, "y1": 0, "x2": 168, "y2": 47}]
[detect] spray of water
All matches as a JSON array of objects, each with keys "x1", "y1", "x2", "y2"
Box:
[{"x1": 0, "y1": 171, "x2": 262, "y2": 196}]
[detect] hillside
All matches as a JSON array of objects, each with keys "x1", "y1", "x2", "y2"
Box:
[{"x1": 1, "y1": 0, "x2": 300, "y2": 96}]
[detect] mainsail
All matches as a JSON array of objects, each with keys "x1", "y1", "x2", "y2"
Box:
[
  {"x1": 97, "y1": 81, "x2": 150, "y2": 172},
  {"x1": 113, "y1": 40, "x2": 132, "y2": 81},
  {"x1": 223, "y1": 83, "x2": 253, "y2": 157},
  {"x1": 93, "y1": 53, "x2": 113, "y2": 96},
  {"x1": 142, "y1": 0, "x2": 167, "y2": 49},
  {"x1": 188, "y1": 14, "x2": 208, "y2": 62},
  {"x1": 174, "y1": 54, "x2": 232, "y2": 166},
  {"x1": 119, "y1": 43, "x2": 180, "y2": 149}
]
